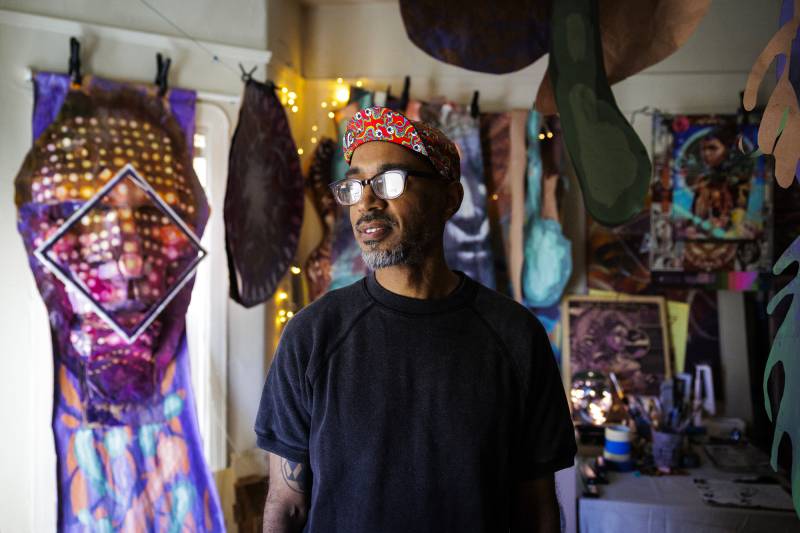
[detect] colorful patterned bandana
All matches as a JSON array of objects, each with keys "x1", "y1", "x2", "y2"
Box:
[{"x1": 343, "y1": 106, "x2": 461, "y2": 182}]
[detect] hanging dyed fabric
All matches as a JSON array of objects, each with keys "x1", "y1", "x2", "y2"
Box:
[
  {"x1": 225, "y1": 79, "x2": 304, "y2": 307},
  {"x1": 328, "y1": 91, "x2": 373, "y2": 290},
  {"x1": 521, "y1": 111, "x2": 572, "y2": 308},
  {"x1": 408, "y1": 101, "x2": 495, "y2": 288},
  {"x1": 304, "y1": 138, "x2": 337, "y2": 301},
  {"x1": 480, "y1": 110, "x2": 528, "y2": 299},
  {"x1": 15, "y1": 72, "x2": 223, "y2": 531}
]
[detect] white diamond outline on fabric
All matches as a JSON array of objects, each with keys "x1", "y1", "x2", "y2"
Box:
[{"x1": 33, "y1": 163, "x2": 208, "y2": 344}]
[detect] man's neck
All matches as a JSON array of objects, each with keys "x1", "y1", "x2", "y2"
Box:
[{"x1": 374, "y1": 253, "x2": 460, "y2": 299}]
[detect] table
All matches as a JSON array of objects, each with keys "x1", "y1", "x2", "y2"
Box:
[{"x1": 578, "y1": 455, "x2": 799, "y2": 533}]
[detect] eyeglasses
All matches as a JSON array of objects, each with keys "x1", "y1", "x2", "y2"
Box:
[{"x1": 328, "y1": 168, "x2": 440, "y2": 206}]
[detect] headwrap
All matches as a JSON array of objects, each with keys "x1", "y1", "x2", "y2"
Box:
[{"x1": 342, "y1": 106, "x2": 460, "y2": 182}]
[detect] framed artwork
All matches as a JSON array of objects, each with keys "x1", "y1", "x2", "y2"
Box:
[
  {"x1": 562, "y1": 295, "x2": 671, "y2": 396},
  {"x1": 649, "y1": 113, "x2": 773, "y2": 288}
]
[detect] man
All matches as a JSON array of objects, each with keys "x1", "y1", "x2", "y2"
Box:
[{"x1": 255, "y1": 106, "x2": 577, "y2": 532}]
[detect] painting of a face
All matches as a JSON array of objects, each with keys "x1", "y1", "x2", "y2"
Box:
[
  {"x1": 700, "y1": 137, "x2": 727, "y2": 169},
  {"x1": 16, "y1": 87, "x2": 207, "y2": 425}
]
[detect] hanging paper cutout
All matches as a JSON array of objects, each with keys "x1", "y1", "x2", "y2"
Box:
[
  {"x1": 549, "y1": 0, "x2": 652, "y2": 227},
  {"x1": 649, "y1": 113, "x2": 773, "y2": 283},
  {"x1": 399, "y1": 0, "x2": 709, "y2": 80},
  {"x1": 304, "y1": 138, "x2": 337, "y2": 301},
  {"x1": 15, "y1": 72, "x2": 223, "y2": 531},
  {"x1": 765, "y1": 234, "x2": 800, "y2": 518},
  {"x1": 522, "y1": 111, "x2": 572, "y2": 308},
  {"x1": 535, "y1": 0, "x2": 711, "y2": 114},
  {"x1": 743, "y1": 0, "x2": 800, "y2": 187},
  {"x1": 398, "y1": 0, "x2": 549, "y2": 74},
  {"x1": 225, "y1": 79, "x2": 304, "y2": 307}
]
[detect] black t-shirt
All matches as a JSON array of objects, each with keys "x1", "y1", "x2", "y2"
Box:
[{"x1": 255, "y1": 272, "x2": 576, "y2": 533}]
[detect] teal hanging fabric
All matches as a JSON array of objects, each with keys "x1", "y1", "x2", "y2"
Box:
[{"x1": 522, "y1": 111, "x2": 572, "y2": 308}]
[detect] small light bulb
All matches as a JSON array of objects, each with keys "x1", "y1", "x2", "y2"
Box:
[
  {"x1": 279, "y1": 316, "x2": 287, "y2": 323},
  {"x1": 492, "y1": 194, "x2": 499, "y2": 201},
  {"x1": 328, "y1": 111, "x2": 335, "y2": 119},
  {"x1": 277, "y1": 291, "x2": 288, "y2": 300},
  {"x1": 297, "y1": 147, "x2": 304, "y2": 155},
  {"x1": 311, "y1": 137, "x2": 318, "y2": 144},
  {"x1": 291, "y1": 105, "x2": 299, "y2": 113},
  {"x1": 336, "y1": 77, "x2": 343, "y2": 84},
  {"x1": 290, "y1": 266, "x2": 301, "y2": 275},
  {"x1": 538, "y1": 133, "x2": 546, "y2": 140},
  {"x1": 311, "y1": 125, "x2": 318, "y2": 132},
  {"x1": 356, "y1": 80, "x2": 363, "y2": 87},
  {"x1": 286, "y1": 311, "x2": 294, "y2": 318},
  {"x1": 288, "y1": 98, "x2": 295, "y2": 105},
  {"x1": 321, "y1": 102, "x2": 328, "y2": 109},
  {"x1": 279, "y1": 309, "x2": 287, "y2": 317},
  {"x1": 281, "y1": 87, "x2": 288, "y2": 94},
  {"x1": 288, "y1": 91, "x2": 297, "y2": 99},
  {"x1": 335, "y1": 86, "x2": 350, "y2": 103},
  {"x1": 546, "y1": 131, "x2": 554, "y2": 139}
]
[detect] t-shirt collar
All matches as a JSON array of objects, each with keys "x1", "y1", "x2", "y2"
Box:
[{"x1": 363, "y1": 270, "x2": 477, "y2": 315}]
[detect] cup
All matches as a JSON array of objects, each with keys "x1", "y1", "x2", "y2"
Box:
[
  {"x1": 652, "y1": 430, "x2": 683, "y2": 470},
  {"x1": 603, "y1": 425, "x2": 632, "y2": 463}
]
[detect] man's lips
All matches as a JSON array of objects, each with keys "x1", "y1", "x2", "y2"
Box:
[{"x1": 357, "y1": 222, "x2": 392, "y2": 241}]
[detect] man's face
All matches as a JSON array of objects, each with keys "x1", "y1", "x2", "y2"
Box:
[{"x1": 347, "y1": 142, "x2": 461, "y2": 268}]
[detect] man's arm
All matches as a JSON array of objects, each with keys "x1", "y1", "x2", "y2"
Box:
[
  {"x1": 510, "y1": 474, "x2": 561, "y2": 533},
  {"x1": 263, "y1": 452, "x2": 311, "y2": 533}
]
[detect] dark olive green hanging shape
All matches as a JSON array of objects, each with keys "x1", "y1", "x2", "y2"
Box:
[{"x1": 549, "y1": 0, "x2": 651, "y2": 226}]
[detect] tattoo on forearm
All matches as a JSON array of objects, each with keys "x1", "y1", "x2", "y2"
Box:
[{"x1": 280, "y1": 458, "x2": 310, "y2": 494}]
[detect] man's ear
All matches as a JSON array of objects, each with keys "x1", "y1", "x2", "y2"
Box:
[{"x1": 443, "y1": 179, "x2": 463, "y2": 221}]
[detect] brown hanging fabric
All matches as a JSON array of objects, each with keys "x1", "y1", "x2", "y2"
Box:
[{"x1": 224, "y1": 79, "x2": 304, "y2": 307}]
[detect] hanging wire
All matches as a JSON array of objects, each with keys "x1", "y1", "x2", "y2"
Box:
[{"x1": 137, "y1": 0, "x2": 241, "y2": 78}]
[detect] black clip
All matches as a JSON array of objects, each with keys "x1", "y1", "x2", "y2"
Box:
[
  {"x1": 400, "y1": 75, "x2": 411, "y2": 111},
  {"x1": 470, "y1": 90, "x2": 480, "y2": 119},
  {"x1": 239, "y1": 63, "x2": 257, "y2": 83},
  {"x1": 154, "y1": 53, "x2": 172, "y2": 97},
  {"x1": 68, "y1": 37, "x2": 82, "y2": 86}
]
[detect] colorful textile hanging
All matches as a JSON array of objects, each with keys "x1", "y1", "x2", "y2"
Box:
[
  {"x1": 407, "y1": 101, "x2": 496, "y2": 288},
  {"x1": 304, "y1": 138, "x2": 338, "y2": 301},
  {"x1": 15, "y1": 72, "x2": 223, "y2": 531},
  {"x1": 328, "y1": 92, "x2": 374, "y2": 290},
  {"x1": 521, "y1": 111, "x2": 572, "y2": 308},
  {"x1": 225, "y1": 79, "x2": 304, "y2": 307}
]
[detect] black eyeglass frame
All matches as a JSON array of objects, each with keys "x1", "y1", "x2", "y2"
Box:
[{"x1": 328, "y1": 168, "x2": 441, "y2": 206}]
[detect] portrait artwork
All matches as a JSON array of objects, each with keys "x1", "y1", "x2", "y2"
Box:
[
  {"x1": 649, "y1": 114, "x2": 772, "y2": 279},
  {"x1": 15, "y1": 72, "x2": 223, "y2": 531},
  {"x1": 562, "y1": 295, "x2": 671, "y2": 397}
]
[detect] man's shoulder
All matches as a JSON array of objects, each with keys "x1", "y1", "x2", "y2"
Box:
[
  {"x1": 470, "y1": 283, "x2": 549, "y2": 356},
  {"x1": 283, "y1": 277, "x2": 372, "y2": 336}
]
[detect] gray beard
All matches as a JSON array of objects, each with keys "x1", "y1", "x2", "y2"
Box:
[
  {"x1": 361, "y1": 234, "x2": 430, "y2": 270},
  {"x1": 361, "y1": 246, "x2": 411, "y2": 269}
]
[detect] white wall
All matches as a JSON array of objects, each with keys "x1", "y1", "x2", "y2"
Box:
[
  {"x1": 299, "y1": 0, "x2": 782, "y2": 424},
  {"x1": 0, "y1": 2, "x2": 271, "y2": 531}
]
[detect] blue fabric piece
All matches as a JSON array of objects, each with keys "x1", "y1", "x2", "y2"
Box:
[{"x1": 521, "y1": 111, "x2": 572, "y2": 308}]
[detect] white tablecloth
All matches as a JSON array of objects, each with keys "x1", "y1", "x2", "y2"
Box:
[{"x1": 578, "y1": 459, "x2": 799, "y2": 533}]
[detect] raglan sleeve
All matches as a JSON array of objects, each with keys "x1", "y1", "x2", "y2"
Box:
[
  {"x1": 517, "y1": 318, "x2": 577, "y2": 480},
  {"x1": 254, "y1": 319, "x2": 312, "y2": 464}
]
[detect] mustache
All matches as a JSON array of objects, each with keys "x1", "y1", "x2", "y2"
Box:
[{"x1": 355, "y1": 212, "x2": 397, "y2": 228}]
